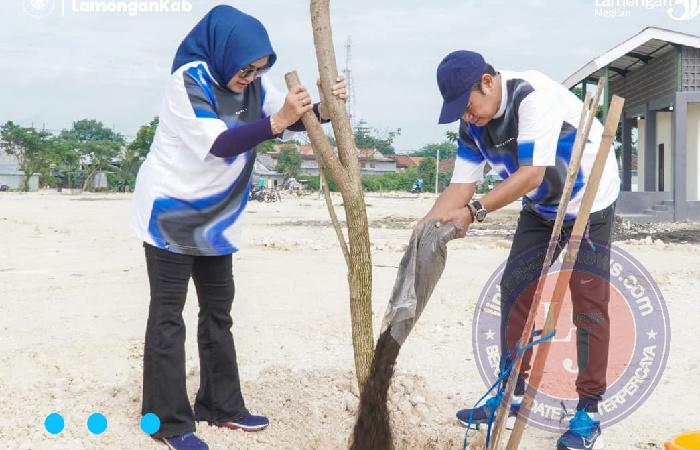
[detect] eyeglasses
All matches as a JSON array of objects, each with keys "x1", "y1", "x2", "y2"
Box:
[{"x1": 238, "y1": 64, "x2": 270, "y2": 79}]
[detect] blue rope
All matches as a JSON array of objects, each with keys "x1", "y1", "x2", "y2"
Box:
[{"x1": 462, "y1": 329, "x2": 556, "y2": 450}]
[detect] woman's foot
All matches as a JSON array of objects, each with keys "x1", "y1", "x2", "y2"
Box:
[
  {"x1": 217, "y1": 412, "x2": 269, "y2": 432},
  {"x1": 160, "y1": 432, "x2": 209, "y2": 450}
]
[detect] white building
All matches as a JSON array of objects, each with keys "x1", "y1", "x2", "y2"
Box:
[
  {"x1": 564, "y1": 27, "x2": 700, "y2": 222},
  {"x1": 0, "y1": 146, "x2": 39, "y2": 191}
]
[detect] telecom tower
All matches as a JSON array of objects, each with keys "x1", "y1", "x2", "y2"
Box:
[{"x1": 343, "y1": 36, "x2": 356, "y2": 130}]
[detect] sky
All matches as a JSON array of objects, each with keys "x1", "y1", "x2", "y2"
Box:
[{"x1": 2, "y1": 0, "x2": 700, "y2": 152}]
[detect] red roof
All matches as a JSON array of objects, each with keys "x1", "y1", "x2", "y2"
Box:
[
  {"x1": 393, "y1": 155, "x2": 412, "y2": 168},
  {"x1": 439, "y1": 158, "x2": 455, "y2": 171},
  {"x1": 299, "y1": 145, "x2": 314, "y2": 156}
]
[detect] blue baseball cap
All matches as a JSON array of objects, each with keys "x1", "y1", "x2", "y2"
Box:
[{"x1": 436, "y1": 50, "x2": 486, "y2": 124}]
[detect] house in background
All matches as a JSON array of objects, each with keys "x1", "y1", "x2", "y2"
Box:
[
  {"x1": 254, "y1": 152, "x2": 286, "y2": 189},
  {"x1": 269, "y1": 143, "x2": 397, "y2": 176},
  {"x1": 564, "y1": 27, "x2": 700, "y2": 222},
  {"x1": 393, "y1": 154, "x2": 423, "y2": 171},
  {"x1": 0, "y1": 147, "x2": 39, "y2": 191},
  {"x1": 357, "y1": 148, "x2": 397, "y2": 175}
]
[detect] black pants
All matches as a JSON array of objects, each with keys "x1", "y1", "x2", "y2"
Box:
[
  {"x1": 500, "y1": 203, "x2": 615, "y2": 413},
  {"x1": 142, "y1": 244, "x2": 247, "y2": 438}
]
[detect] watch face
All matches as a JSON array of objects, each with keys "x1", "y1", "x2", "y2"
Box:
[{"x1": 476, "y1": 209, "x2": 487, "y2": 221}]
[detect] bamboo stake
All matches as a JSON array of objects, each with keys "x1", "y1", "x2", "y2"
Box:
[{"x1": 505, "y1": 94, "x2": 625, "y2": 450}]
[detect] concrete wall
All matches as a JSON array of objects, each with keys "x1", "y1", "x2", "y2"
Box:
[
  {"x1": 359, "y1": 159, "x2": 397, "y2": 175},
  {"x1": 657, "y1": 111, "x2": 673, "y2": 193},
  {"x1": 636, "y1": 112, "x2": 673, "y2": 193},
  {"x1": 688, "y1": 103, "x2": 700, "y2": 201},
  {"x1": 617, "y1": 191, "x2": 672, "y2": 214},
  {"x1": 253, "y1": 174, "x2": 285, "y2": 189},
  {"x1": 0, "y1": 151, "x2": 20, "y2": 173},
  {"x1": 0, "y1": 172, "x2": 40, "y2": 191},
  {"x1": 300, "y1": 159, "x2": 320, "y2": 176},
  {"x1": 638, "y1": 118, "x2": 645, "y2": 190}
]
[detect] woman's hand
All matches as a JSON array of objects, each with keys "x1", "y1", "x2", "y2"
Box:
[
  {"x1": 318, "y1": 76, "x2": 347, "y2": 120},
  {"x1": 273, "y1": 85, "x2": 313, "y2": 130}
]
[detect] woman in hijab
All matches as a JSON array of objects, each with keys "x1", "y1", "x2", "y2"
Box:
[{"x1": 130, "y1": 5, "x2": 346, "y2": 450}]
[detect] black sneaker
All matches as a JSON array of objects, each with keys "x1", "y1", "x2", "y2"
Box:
[{"x1": 161, "y1": 432, "x2": 209, "y2": 450}]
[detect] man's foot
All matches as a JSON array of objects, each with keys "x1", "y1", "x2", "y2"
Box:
[
  {"x1": 217, "y1": 413, "x2": 269, "y2": 432},
  {"x1": 160, "y1": 432, "x2": 209, "y2": 450},
  {"x1": 557, "y1": 409, "x2": 605, "y2": 450},
  {"x1": 456, "y1": 395, "x2": 522, "y2": 430}
]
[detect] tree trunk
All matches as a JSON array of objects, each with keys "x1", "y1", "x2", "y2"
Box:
[
  {"x1": 22, "y1": 171, "x2": 30, "y2": 192},
  {"x1": 284, "y1": 0, "x2": 375, "y2": 387},
  {"x1": 341, "y1": 192, "x2": 374, "y2": 387},
  {"x1": 83, "y1": 169, "x2": 97, "y2": 192}
]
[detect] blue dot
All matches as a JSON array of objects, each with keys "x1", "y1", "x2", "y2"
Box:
[
  {"x1": 44, "y1": 413, "x2": 64, "y2": 435},
  {"x1": 141, "y1": 413, "x2": 160, "y2": 435},
  {"x1": 87, "y1": 412, "x2": 108, "y2": 435}
]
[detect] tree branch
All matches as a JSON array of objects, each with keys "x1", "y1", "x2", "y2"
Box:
[{"x1": 317, "y1": 155, "x2": 350, "y2": 266}]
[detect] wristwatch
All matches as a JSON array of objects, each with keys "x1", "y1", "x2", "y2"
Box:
[{"x1": 471, "y1": 200, "x2": 487, "y2": 222}]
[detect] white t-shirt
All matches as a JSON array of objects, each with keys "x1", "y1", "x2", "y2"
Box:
[
  {"x1": 130, "y1": 61, "x2": 291, "y2": 255},
  {"x1": 451, "y1": 70, "x2": 620, "y2": 219}
]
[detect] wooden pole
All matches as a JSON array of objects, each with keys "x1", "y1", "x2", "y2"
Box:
[
  {"x1": 487, "y1": 79, "x2": 606, "y2": 450},
  {"x1": 505, "y1": 94, "x2": 625, "y2": 450}
]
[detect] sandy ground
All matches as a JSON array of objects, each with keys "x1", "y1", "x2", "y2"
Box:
[{"x1": 0, "y1": 191, "x2": 698, "y2": 450}]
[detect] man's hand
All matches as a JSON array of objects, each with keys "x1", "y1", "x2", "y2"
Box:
[
  {"x1": 438, "y1": 207, "x2": 473, "y2": 238},
  {"x1": 416, "y1": 183, "x2": 476, "y2": 232}
]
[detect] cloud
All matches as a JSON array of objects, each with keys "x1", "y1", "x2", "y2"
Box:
[{"x1": 1, "y1": 0, "x2": 699, "y2": 149}]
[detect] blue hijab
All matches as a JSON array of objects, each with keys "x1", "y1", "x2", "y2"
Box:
[{"x1": 171, "y1": 5, "x2": 277, "y2": 88}]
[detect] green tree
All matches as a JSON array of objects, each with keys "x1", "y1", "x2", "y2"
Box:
[
  {"x1": 413, "y1": 141, "x2": 457, "y2": 160},
  {"x1": 60, "y1": 119, "x2": 124, "y2": 190},
  {"x1": 64, "y1": 119, "x2": 119, "y2": 142},
  {"x1": 45, "y1": 135, "x2": 80, "y2": 171},
  {"x1": 119, "y1": 117, "x2": 159, "y2": 189},
  {"x1": 354, "y1": 126, "x2": 400, "y2": 155},
  {"x1": 275, "y1": 145, "x2": 302, "y2": 179},
  {"x1": 127, "y1": 117, "x2": 158, "y2": 159},
  {"x1": 255, "y1": 138, "x2": 283, "y2": 154},
  {"x1": 0, "y1": 121, "x2": 51, "y2": 191},
  {"x1": 418, "y1": 157, "x2": 436, "y2": 192},
  {"x1": 42, "y1": 135, "x2": 81, "y2": 187}
]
